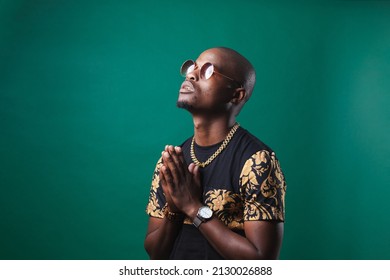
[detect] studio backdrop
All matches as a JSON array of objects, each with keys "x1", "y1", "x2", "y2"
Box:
[{"x1": 1, "y1": 0, "x2": 389, "y2": 259}]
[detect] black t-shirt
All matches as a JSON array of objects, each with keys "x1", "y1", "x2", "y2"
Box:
[{"x1": 146, "y1": 126, "x2": 286, "y2": 259}]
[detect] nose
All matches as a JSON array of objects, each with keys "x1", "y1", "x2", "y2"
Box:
[{"x1": 186, "y1": 68, "x2": 199, "y2": 82}]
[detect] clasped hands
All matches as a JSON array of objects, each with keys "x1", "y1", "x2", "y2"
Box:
[{"x1": 160, "y1": 145, "x2": 202, "y2": 218}]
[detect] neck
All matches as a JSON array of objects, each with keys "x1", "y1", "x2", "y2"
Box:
[{"x1": 192, "y1": 115, "x2": 236, "y2": 146}]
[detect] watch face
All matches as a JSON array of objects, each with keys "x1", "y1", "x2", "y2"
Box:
[{"x1": 199, "y1": 206, "x2": 213, "y2": 219}]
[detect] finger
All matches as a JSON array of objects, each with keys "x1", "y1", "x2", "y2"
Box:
[
  {"x1": 188, "y1": 162, "x2": 196, "y2": 174},
  {"x1": 161, "y1": 157, "x2": 177, "y2": 190},
  {"x1": 168, "y1": 145, "x2": 186, "y2": 176},
  {"x1": 161, "y1": 150, "x2": 166, "y2": 164},
  {"x1": 160, "y1": 168, "x2": 180, "y2": 212},
  {"x1": 174, "y1": 146, "x2": 187, "y2": 172},
  {"x1": 193, "y1": 165, "x2": 201, "y2": 188},
  {"x1": 159, "y1": 166, "x2": 169, "y2": 191},
  {"x1": 189, "y1": 163, "x2": 202, "y2": 190},
  {"x1": 163, "y1": 150, "x2": 180, "y2": 185},
  {"x1": 160, "y1": 166, "x2": 174, "y2": 199}
]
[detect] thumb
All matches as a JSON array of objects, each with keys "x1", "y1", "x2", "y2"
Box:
[{"x1": 189, "y1": 163, "x2": 201, "y2": 188}]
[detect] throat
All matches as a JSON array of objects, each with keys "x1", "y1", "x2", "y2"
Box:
[
  {"x1": 193, "y1": 120, "x2": 237, "y2": 146},
  {"x1": 191, "y1": 123, "x2": 240, "y2": 168}
]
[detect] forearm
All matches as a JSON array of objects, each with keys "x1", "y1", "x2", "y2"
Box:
[
  {"x1": 196, "y1": 218, "x2": 259, "y2": 259},
  {"x1": 144, "y1": 218, "x2": 182, "y2": 259},
  {"x1": 196, "y1": 217, "x2": 283, "y2": 259}
]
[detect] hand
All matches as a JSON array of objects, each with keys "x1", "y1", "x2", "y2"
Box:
[
  {"x1": 159, "y1": 145, "x2": 202, "y2": 217},
  {"x1": 159, "y1": 164, "x2": 180, "y2": 213}
]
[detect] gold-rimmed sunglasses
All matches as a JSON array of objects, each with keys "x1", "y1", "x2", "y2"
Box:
[{"x1": 180, "y1": 59, "x2": 243, "y2": 88}]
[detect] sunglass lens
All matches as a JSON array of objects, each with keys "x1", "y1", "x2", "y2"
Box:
[
  {"x1": 201, "y1": 63, "x2": 214, "y2": 80},
  {"x1": 180, "y1": 60, "x2": 195, "y2": 77}
]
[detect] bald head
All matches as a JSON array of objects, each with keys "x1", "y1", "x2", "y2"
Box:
[{"x1": 203, "y1": 47, "x2": 256, "y2": 102}]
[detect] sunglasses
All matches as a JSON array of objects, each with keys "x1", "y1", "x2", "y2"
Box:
[{"x1": 180, "y1": 59, "x2": 243, "y2": 88}]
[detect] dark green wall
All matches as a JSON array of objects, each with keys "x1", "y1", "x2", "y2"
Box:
[{"x1": 1, "y1": 0, "x2": 389, "y2": 259}]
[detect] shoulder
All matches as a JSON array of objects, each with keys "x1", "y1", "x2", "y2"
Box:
[
  {"x1": 240, "y1": 150, "x2": 283, "y2": 181},
  {"x1": 236, "y1": 127, "x2": 274, "y2": 153},
  {"x1": 232, "y1": 127, "x2": 276, "y2": 166},
  {"x1": 236, "y1": 127, "x2": 286, "y2": 188}
]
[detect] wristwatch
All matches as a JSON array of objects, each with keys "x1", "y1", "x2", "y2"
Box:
[{"x1": 193, "y1": 206, "x2": 213, "y2": 228}]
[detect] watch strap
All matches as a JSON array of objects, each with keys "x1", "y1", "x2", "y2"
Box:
[{"x1": 193, "y1": 215, "x2": 204, "y2": 228}]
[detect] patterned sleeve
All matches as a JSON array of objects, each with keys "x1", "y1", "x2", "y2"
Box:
[
  {"x1": 145, "y1": 157, "x2": 167, "y2": 218},
  {"x1": 239, "y1": 150, "x2": 286, "y2": 222}
]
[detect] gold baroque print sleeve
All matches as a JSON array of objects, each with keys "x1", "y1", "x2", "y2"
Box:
[
  {"x1": 204, "y1": 189, "x2": 244, "y2": 230},
  {"x1": 239, "y1": 150, "x2": 286, "y2": 222},
  {"x1": 145, "y1": 157, "x2": 166, "y2": 218}
]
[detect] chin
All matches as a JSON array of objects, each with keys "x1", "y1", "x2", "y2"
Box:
[{"x1": 176, "y1": 101, "x2": 194, "y2": 111}]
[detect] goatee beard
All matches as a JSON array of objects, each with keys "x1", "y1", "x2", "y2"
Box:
[{"x1": 176, "y1": 101, "x2": 194, "y2": 111}]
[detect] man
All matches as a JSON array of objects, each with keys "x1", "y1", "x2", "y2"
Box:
[{"x1": 144, "y1": 47, "x2": 286, "y2": 259}]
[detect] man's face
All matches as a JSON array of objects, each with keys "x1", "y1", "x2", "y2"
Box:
[{"x1": 177, "y1": 49, "x2": 239, "y2": 115}]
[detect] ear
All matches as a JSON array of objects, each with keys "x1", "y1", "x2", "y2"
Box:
[{"x1": 230, "y1": 87, "x2": 246, "y2": 105}]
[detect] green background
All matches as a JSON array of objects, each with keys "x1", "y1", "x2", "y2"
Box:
[{"x1": 1, "y1": 0, "x2": 389, "y2": 260}]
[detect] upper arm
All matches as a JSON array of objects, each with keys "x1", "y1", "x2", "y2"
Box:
[
  {"x1": 144, "y1": 157, "x2": 167, "y2": 254},
  {"x1": 146, "y1": 157, "x2": 166, "y2": 218}
]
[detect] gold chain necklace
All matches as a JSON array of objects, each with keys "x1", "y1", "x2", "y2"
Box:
[{"x1": 190, "y1": 123, "x2": 240, "y2": 168}]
